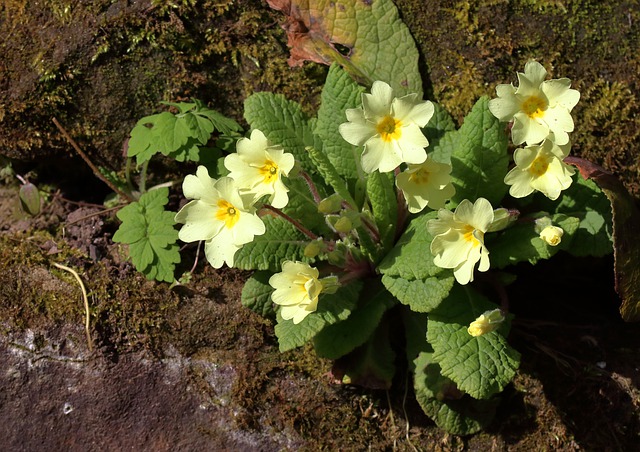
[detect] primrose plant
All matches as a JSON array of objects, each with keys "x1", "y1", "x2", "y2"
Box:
[{"x1": 114, "y1": 61, "x2": 612, "y2": 435}]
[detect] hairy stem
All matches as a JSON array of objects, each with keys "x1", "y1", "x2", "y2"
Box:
[
  {"x1": 298, "y1": 169, "x2": 323, "y2": 204},
  {"x1": 261, "y1": 204, "x2": 319, "y2": 240}
]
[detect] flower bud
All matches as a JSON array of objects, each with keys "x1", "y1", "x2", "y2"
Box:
[
  {"x1": 468, "y1": 309, "x2": 505, "y2": 337},
  {"x1": 539, "y1": 225, "x2": 563, "y2": 246},
  {"x1": 320, "y1": 275, "x2": 340, "y2": 294},
  {"x1": 318, "y1": 193, "x2": 343, "y2": 214},
  {"x1": 334, "y1": 216, "x2": 353, "y2": 233},
  {"x1": 487, "y1": 208, "x2": 518, "y2": 232},
  {"x1": 304, "y1": 241, "x2": 322, "y2": 258}
]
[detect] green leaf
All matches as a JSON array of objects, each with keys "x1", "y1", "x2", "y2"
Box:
[
  {"x1": 449, "y1": 96, "x2": 509, "y2": 206},
  {"x1": 113, "y1": 188, "x2": 180, "y2": 283},
  {"x1": 378, "y1": 211, "x2": 455, "y2": 312},
  {"x1": 332, "y1": 319, "x2": 396, "y2": 389},
  {"x1": 313, "y1": 281, "x2": 396, "y2": 359},
  {"x1": 241, "y1": 271, "x2": 276, "y2": 318},
  {"x1": 151, "y1": 112, "x2": 192, "y2": 156},
  {"x1": 366, "y1": 171, "x2": 397, "y2": 252},
  {"x1": 194, "y1": 106, "x2": 242, "y2": 136},
  {"x1": 244, "y1": 92, "x2": 316, "y2": 171},
  {"x1": 315, "y1": 64, "x2": 365, "y2": 180},
  {"x1": 413, "y1": 350, "x2": 500, "y2": 435},
  {"x1": 427, "y1": 285, "x2": 520, "y2": 399},
  {"x1": 306, "y1": 145, "x2": 358, "y2": 208},
  {"x1": 183, "y1": 111, "x2": 214, "y2": 144},
  {"x1": 19, "y1": 182, "x2": 41, "y2": 216},
  {"x1": 424, "y1": 102, "x2": 456, "y2": 150},
  {"x1": 128, "y1": 114, "x2": 162, "y2": 164},
  {"x1": 488, "y1": 214, "x2": 581, "y2": 269},
  {"x1": 281, "y1": 176, "x2": 329, "y2": 234},
  {"x1": 127, "y1": 101, "x2": 237, "y2": 165},
  {"x1": 267, "y1": 0, "x2": 423, "y2": 97},
  {"x1": 275, "y1": 281, "x2": 362, "y2": 352},
  {"x1": 542, "y1": 173, "x2": 613, "y2": 257},
  {"x1": 233, "y1": 215, "x2": 312, "y2": 271}
]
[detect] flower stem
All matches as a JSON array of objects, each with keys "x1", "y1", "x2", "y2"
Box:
[
  {"x1": 261, "y1": 204, "x2": 319, "y2": 240},
  {"x1": 298, "y1": 169, "x2": 323, "y2": 204}
]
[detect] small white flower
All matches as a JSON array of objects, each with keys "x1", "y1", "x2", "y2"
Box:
[
  {"x1": 396, "y1": 159, "x2": 456, "y2": 213},
  {"x1": 504, "y1": 139, "x2": 575, "y2": 200},
  {"x1": 339, "y1": 81, "x2": 434, "y2": 173},
  {"x1": 269, "y1": 261, "x2": 324, "y2": 324},
  {"x1": 489, "y1": 61, "x2": 580, "y2": 146},
  {"x1": 428, "y1": 198, "x2": 494, "y2": 285},
  {"x1": 468, "y1": 309, "x2": 505, "y2": 337},
  {"x1": 174, "y1": 166, "x2": 266, "y2": 268},
  {"x1": 224, "y1": 129, "x2": 295, "y2": 208},
  {"x1": 539, "y1": 225, "x2": 564, "y2": 246}
]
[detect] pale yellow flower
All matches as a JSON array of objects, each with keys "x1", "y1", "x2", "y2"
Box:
[
  {"x1": 428, "y1": 198, "x2": 494, "y2": 285},
  {"x1": 224, "y1": 129, "x2": 295, "y2": 208},
  {"x1": 489, "y1": 61, "x2": 580, "y2": 146},
  {"x1": 174, "y1": 166, "x2": 266, "y2": 268},
  {"x1": 467, "y1": 309, "x2": 505, "y2": 337},
  {"x1": 504, "y1": 139, "x2": 575, "y2": 200},
  {"x1": 339, "y1": 81, "x2": 434, "y2": 173},
  {"x1": 539, "y1": 225, "x2": 564, "y2": 246},
  {"x1": 269, "y1": 261, "x2": 324, "y2": 324},
  {"x1": 396, "y1": 159, "x2": 455, "y2": 213}
]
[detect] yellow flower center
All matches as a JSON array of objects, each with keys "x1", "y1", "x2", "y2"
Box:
[
  {"x1": 376, "y1": 115, "x2": 403, "y2": 142},
  {"x1": 521, "y1": 96, "x2": 547, "y2": 119},
  {"x1": 409, "y1": 167, "x2": 430, "y2": 185},
  {"x1": 215, "y1": 199, "x2": 240, "y2": 228},
  {"x1": 462, "y1": 225, "x2": 481, "y2": 247},
  {"x1": 259, "y1": 159, "x2": 279, "y2": 184},
  {"x1": 529, "y1": 155, "x2": 550, "y2": 177}
]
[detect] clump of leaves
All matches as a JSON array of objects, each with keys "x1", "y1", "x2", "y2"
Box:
[
  {"x1": 127, "y1": 99, "x2": 242, "y2": 165},
  {"x1": 112, "y1": 187, "x2": 180, "y2": 283}
]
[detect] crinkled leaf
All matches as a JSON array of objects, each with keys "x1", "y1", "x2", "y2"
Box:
[
  {"x1": 266, "y1": 0, "x2": 422, "y2": 97},
  {"x1": 427, "y1": 285, "x2": 520, "y2": 399},
  {"x1": 244, "y1": 92, "x2": 316, "y2": 171},
  {"x1": 413, "y1": 351, "x2": 499, "y2": 435},
  {"x1": 381, "y1": 274, "x2": 454, "y2": 313},
  {"x1": 306, "y1": 145, "x2": 358, "y2": 208},
  {"x1": 424, "y1": 102, "x2": 456, "y2": 150},
  {"x1": 315, "y1": 64, "x2": 365, "y2": 180},
  {"x1": 241, "y1": 271, "x2": 276, "y2": 318},
  {"x1": 313, "y1": 281, "x2": 396, "y2": 359},
  {"x1": 275, "y1": 281, "x2": 362, "y2": 352},
  {"x1": 488, "y1": 214, "x2": 581, "y2": 269},
  {"x1": 233, "y1": 215, "x2": 312, "y2": 271},
  {"x1": 563, "y1": 157, "x2": 640, "y2": 321},
  {"x1": 331, "y1": 318, "x2": 396, "y2": 389},
  {"x1": 449, "y1": 96, "x2": 509, "y2": 206},
  {"x1": 378, "y1": 211, "x2": 455, "y2": 312},
  {"x1": 113, "y1": 188, "x2": 180, "y2": 283},
  {"x1": 366, "y1": 171, "x2": 397, "y2": 252},
  {"x1": 281, "y1": 176, "x2": 329, "y2": 234}
]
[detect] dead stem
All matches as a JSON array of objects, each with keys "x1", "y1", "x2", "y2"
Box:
[
  {"x1": 52, "y1": 262, "x2": 93, "y2": 353},
  {"x1": 52, "y1": 117, "x2": 133, "y2": 201}
]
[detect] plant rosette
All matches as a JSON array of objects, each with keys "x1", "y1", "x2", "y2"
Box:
[{"x1": 117, "y1": 58, "x2": 613, "y2": 435}]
